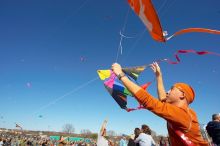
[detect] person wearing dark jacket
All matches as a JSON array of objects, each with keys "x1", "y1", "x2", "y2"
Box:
[{"x1": 206, "y1": 113, "x2": 220, "y2": 146}]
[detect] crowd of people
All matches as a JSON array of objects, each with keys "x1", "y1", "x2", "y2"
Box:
[
  {"x1": 0, "y1": 132, "x2": 96, "y2": 146},
  {"x1": 0, "y1": 114, "x2": 219, "y2": 146}
]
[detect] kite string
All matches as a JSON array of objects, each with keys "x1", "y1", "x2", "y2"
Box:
[
  {"x1": 115, "y1": 7, "x2": 130, "y2": 62},
  {"x1": 31, "y1": 76, "x2": 99, "y2": 116},
  {"x1": 157, "y1": 0, "x2": 168, "y2": 13},
  {"x1": 159, "y1": 0, "x2": 177, "y2": 19},
  {"x1": 26, "y1": 77, "x2": 99, "y2": 127},
  {"x1": 118, "y1": 31, "x2": 134, "y2": 56},
  {"x1": 54, "y1": 0, "x2": 90, "y2": 31}
]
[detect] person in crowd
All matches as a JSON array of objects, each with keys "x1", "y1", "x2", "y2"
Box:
[
  {"x1": 159, "y1": 137, "x2": 167, "y2": 146},
  {"x1": 206, "y1": 113, "x2": 220, "y2": 146},
  {"x1": 0, "y1": 138, "x2": 3, "y2": 146},
  {"x1": 97, "y1": 120, "x2": 109, "y2": 146},
  {"x1": 128, "y1": 134, "x2": 136, "y2": 146},
  {"x1": 134, "y1": 124, "x2": 156, "y2": 146},
  {"x1": 134, "y1": 128, "x2": 141, "y2": 142},
  {"x1": 119, "y1": 136, "x2": 127, "y2": 146}
]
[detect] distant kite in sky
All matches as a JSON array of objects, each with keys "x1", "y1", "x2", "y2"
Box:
[
  {"x1": 97, "y1": 66, "x2": 151, "y2": 112},
  {"x1": 26, "y1": 82, "x2": 32, "y2": 88},
  {"x1": 38, "y1": 115, "x2": 43, "y2": 118},
  {"x1": 104, "y1": 15, "x2": 112, "y2": 21},
  {"x1": 15, "y1": 123, "x2": 22, "y2": 130},
  {"x1": 80, "y1": 56, "x2": 86, "y2": 62},
  {"x1": 127, "y1": 0, "x2": 220, "y2": 42}
]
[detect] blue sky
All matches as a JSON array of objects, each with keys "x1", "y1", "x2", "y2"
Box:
[{"x1": 0, "y1": 0, "x2": 220, "y2": 136}]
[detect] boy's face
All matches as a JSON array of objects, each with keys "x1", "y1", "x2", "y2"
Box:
[{"x1": 166, "y1": 86, "x2": 184, "y2": 104}]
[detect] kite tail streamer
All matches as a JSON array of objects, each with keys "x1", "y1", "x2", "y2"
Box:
[
  {"x1": 166, "y1": 28, "x2": 220, "y2": 41},
  {"x1": 126, "y1": 81, "x2": 152, "y2": 112},
  {"x1": 126, "y1": 105, "x2": 145, "y2": 112},
  {"x1": 162, "y1": 49, "x2": 220, "y2": 64}
]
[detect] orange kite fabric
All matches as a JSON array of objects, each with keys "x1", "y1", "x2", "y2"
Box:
[
  {"x1": 128, "y1": 0, "x2": 220, "y2": 42},
  {"x1": 134, "y1": 89, "x2": 208, "y2": 146},
  {"x1": 128, "y1": 0, "x2": 165, "y2": 42}
]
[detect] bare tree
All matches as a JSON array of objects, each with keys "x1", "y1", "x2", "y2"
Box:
[
  {"x1": 80, "y1": 129, "x2": 92, "y2": 135},
  {"x1": 62, "y1": 123, "x2": 75, "y2": 134},
  {"x1": 90, "y1": 133, "x2": 98, "y2": 139},
  {"x1": 107, "y1": 130, "x2": 117, "y2": 136}
]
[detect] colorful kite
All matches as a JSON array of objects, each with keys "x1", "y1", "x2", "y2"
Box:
[
  {"x1": 127, "y1": 0, "x2": 220, "y2": 42},
  {"x1": 97, "y1": 66, "x2": 151, "y2": 112},
  {"x1": 26, "y1": 82, "x2": 32, "y2": 88}
]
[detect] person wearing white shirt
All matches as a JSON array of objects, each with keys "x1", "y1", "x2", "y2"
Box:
[
  {"x1": 134, "y1": 124, "x2": 156, "y2": 146},
  {"x1": 97, "y1": 120, "x2": 109, "y2": 146},
  {"x1": 0, "y1": 138, "x2": 3, "y2": 146}
]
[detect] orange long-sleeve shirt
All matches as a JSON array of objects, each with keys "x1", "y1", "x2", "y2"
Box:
[{"x1": 134, "y1": 89, "x2": 208, "y2": 146}]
